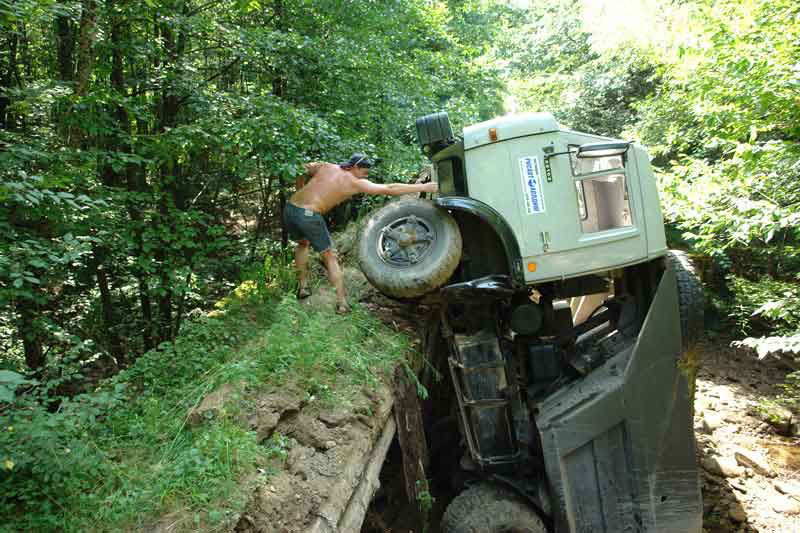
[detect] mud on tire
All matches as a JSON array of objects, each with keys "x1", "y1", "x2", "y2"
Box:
[
  {"x1": 357, "y1": 198, "x2": 461, "y2": 298},
  {"x1": 441, "y1": 482, "x2": 547, "y2": 533},
  {"x1": 666, "y1": 250, "x2": 704, "y2": 349}
]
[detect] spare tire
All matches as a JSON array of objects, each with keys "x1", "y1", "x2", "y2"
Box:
[{"x1": 357, "y1": 198, "x2": 462, "y2": 298}]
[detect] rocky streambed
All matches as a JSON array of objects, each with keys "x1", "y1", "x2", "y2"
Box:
[{"x1": 694, "y1": 340, "x2": 800, "y2": 532}]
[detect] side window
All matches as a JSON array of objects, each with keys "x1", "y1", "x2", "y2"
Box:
[
  {"x1": 569, "y1": 145, "x2": 632, "y2": 233},
  {"x1": 570, "y1": 150, "x2": 625, "y2": 176}
]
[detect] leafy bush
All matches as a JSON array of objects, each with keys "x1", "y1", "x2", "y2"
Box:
[
  {"x1": 0, "y1": 279, "x2": 272, "y2": 531},
  {"x1": 1, "y1": 249, "x2": 411, "y2": 531},
  {"x1": 726, "y1": 277, "x2": 800, "y2": 336}
]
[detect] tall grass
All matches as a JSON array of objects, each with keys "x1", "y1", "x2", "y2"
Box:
[{"x1": 1, "y1": 260, "x2": 409, "y2": 532}]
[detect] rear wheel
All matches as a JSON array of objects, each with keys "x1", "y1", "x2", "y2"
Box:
[
  {"x1": 666, "y1": 250, "x2": 704, "y2": 413},
  {"x1": 441, "y1": 483, "x2": 547, "y2": 533},
  {"x1": 666, "y1": 250, "x2": 704, "y2": 349}
]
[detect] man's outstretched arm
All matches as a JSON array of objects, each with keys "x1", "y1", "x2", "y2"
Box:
[{"x1": 354, "y1": 179, "x2": 438, "y2": 196}]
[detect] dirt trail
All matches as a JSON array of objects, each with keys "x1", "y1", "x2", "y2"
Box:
[{"x1": 695, "y1": 340, "x2": 800, "y2": 532}]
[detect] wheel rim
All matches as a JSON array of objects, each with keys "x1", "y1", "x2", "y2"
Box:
[{"x1": 376, "y1": 214, "x2": 436, "y2": 268}]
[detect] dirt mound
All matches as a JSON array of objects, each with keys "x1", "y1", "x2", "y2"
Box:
[{"x1": 236, "y1": 383, "x2": 395, "y2": 533}]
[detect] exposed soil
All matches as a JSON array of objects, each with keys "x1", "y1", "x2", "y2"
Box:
[
  {"x1": 233, "y1": 380, "x2": 396, "y2": 533},
  {"x1": 694, "y1": 339, "x2": 800, "y2": 532}
]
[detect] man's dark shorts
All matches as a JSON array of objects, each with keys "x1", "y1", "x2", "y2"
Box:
[{"x1": 283, "y1": 202, "x2": 332, "y2": 252}]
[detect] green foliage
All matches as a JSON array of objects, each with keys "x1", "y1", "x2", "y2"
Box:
[
  {"x1": 262, "y1": 245, "x2": 297, "y2": 296},
  {"x1": 0, "y1": 380, "x2": 125, "y2": 530},
  {"x1": 2, "y1": 1, "x2": 500, "y2": 523},
  {"x1": 241, "y1": 296, "x2": 408, "y2": 400},
  {"x1": 727, "y1": 277, "x2": 800, "y2": 336},
  {"x1": 733, "y1": 335, "x2": 800, "y2": 362},
  {"x1": 753, "y1": 371, "x2": 800, "y2": 425},
  {"x1": 416, "y1": 478, "x2": 435, "y2": 514},
  {"x1": 1, "y1": 0, "x2": 506, "y2": 380},
  {"x1": 0, "y1": 248, "x2": 410, "y2": 530},
  {"x1": 633, "y1": 0, "x2": 800, "y2": 344},
  {"x1": 0, "y1": 291, "x2": 270, "y2": 531},
  {"x1": 499, "y1": 2, "x2": 661, "y2": 137},
  {"x1": 263, "y1": 433, "x2": 292, "y2": 461}
]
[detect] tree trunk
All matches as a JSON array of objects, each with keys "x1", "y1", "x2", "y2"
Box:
[
  {"x1": 75, "y1": 0, "x2": 98, "y2": 96},
  {"x1": 152, "y1": 1, "x2": 192, "y2": 343},
  {"x1": 90, "y1": 244, "x2": 125, "y2": 363},
  {"x1": 137, "y1": 273, "x2": 155, "y2": 352},
  {"x1": 17, "y1": 300, "x2": 44, "y2": 371},
  {"x1": 279, "y1": 188, "x2": 288, "y2": 248},
  {"x1": 55, "y1": 13, "x2": 75, "y2": 82},
  {"x1": 0, "y1": 30, "x2": 20, "y2": 130},
  {"x1": 271, "y1": 0, "x2": 287, "y2": 99},
  {"x1": 249, "y1": 177, "x2": 273, "y2": 259}
]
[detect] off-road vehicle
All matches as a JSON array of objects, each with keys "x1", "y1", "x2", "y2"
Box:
[{"x1": 357, "y1": 112, "x2": 703, "y2": 532}]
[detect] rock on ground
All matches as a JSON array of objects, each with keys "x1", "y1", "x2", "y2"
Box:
[
  {"x1": 694, "y1": 339, "x2": 800, "y2": 533},
  {"x1": 235, "y1": 383, "x2": 396, "y2": 533}
]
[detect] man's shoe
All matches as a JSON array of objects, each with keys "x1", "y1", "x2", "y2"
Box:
[{"x1": 296, "y1": 287, "x2": 311, "y2": 300}]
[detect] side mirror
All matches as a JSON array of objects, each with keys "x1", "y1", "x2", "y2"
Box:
[{"x1": 576, "y1": 142, "x2": 631, "y2": 159}]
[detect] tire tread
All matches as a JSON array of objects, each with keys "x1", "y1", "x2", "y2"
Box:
[
  {"x1": 666, "y1": 250, "x2": 704, "y2": 348},
  {"x1": 441, "y1": 483, "x2": 547, "y2": 533}
]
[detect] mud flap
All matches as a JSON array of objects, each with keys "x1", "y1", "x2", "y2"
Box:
[{"x1": 536, "y1": 268, "x2": 702, "y2": 532}]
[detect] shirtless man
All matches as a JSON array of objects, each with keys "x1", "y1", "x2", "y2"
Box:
[{"x1": 284, "y1": 153, "x2": 438, "y2": 313}]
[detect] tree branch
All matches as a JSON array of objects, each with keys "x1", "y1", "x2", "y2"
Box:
[{"x1": 174, "y1": 56, "x2": 241, "y2": 107}]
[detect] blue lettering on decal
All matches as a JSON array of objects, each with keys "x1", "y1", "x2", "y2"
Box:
[
  {"x1": 527, "y1": 174, "x2": 539, "y2": 212},
  {"x1": 520, "y1": 157, "x2": 544, "y2": 214}
]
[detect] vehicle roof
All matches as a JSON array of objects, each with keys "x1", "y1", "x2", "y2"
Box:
[{"x1": 463, "y1": 112, "x2": 560, "y2": 150}]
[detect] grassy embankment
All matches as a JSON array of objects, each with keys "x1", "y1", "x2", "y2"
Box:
[{"x1": 1, "y1": 254, "x2": 410, "y2": 532}]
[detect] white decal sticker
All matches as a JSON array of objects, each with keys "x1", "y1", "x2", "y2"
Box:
[{"x1": 518, "y1": 156, "x2": 546, "y2": 214}]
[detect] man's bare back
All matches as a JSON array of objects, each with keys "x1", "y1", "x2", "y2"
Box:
[
  {"x1": 289, "y1": 162, "x2": 363, "y2": 214},
  {"x1": 289, "y1": 161, "x2": 438, "y2": 214}
]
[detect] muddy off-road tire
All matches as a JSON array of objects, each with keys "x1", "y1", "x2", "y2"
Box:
[
  {"x1": 441, "y1": 483, "x2": 547, "y2": 533},
  {"x1": 666, "y1": 250, "x2": 704, "y2": 349},
  {"x1": 358, "y1": 198, "x2": 461, "y2": 298}
]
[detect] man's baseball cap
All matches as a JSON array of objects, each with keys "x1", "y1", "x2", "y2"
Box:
[{"x1": 339, "y1": 152, "x2": 375, "y2": 168}]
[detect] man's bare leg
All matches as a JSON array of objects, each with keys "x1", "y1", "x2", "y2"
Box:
[
  {"x1": 295, "y1": 240, "x2": 311, "y2": 298},
  {"x1": 320, "y1": 249, "x2": 348, "y2": 312}
]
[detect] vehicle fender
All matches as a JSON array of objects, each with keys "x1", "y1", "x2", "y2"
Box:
[{"x1": 434, "y1": 196, "x2": 524, "y2": 286}]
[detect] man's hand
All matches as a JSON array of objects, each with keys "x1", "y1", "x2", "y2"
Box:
[{"x1": 421, "y1": 182, "x2": 438, "y2": 193}]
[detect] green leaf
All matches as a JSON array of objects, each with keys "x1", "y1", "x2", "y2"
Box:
[
  {"x1": 0, "y1": 370, "x2": 29, "y2": 388},
  {"x1": 0, "y1": 386, "x2": 14, "y2": 403}
]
